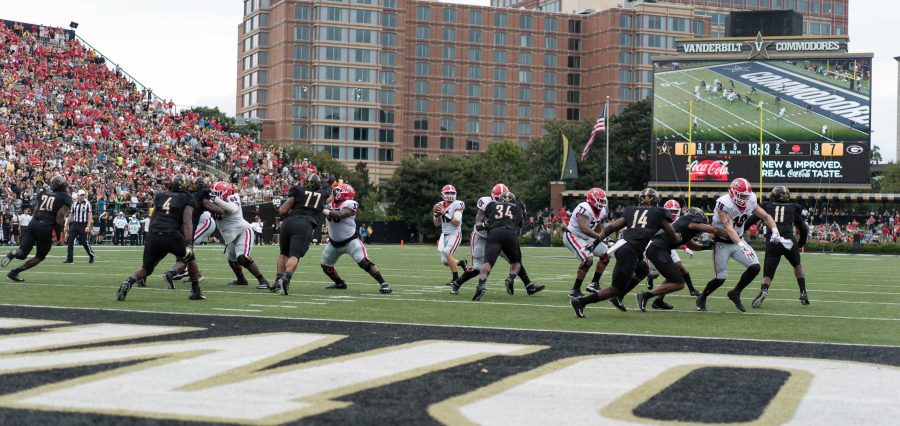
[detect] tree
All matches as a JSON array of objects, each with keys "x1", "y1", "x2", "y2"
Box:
[
  {"x1": 871, "y1": 144, "x2": 882, "y2": 165},
  {"x1": 877, "y1": 162, "x2": 900, "y2": 193},
  {"x1": 188, "y1": 106, "x2": 260, "y2": 139}
]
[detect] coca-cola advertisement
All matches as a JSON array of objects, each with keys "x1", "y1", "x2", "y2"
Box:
[{"x1": 688, "y1": 158, "x2": 731, "y2": 182}]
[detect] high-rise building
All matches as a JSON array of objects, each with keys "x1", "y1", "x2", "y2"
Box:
[{"x1": 237, "y1": 0, "x2": 849, "y2": 181}]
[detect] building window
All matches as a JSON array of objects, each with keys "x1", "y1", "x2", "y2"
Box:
[
  {"x1": 324, "y1": 126, "x2": 341, "y2": 140},
  {"x1": 292, "y1": 105, "x2": 309, "y2": 119},
  {"x1": 468, "y1": 48, "x2": 482, "y2": 61},
  {"x1": 443, "y1": 8, "x2": 456, "y2": 23},
  {"x1": 440, "y1": 118, "x2": 455, "y2": 131},
  {"x1": 321, "y1": 145, "x2": 341, "y2": 159},
  {"x1": 494, "y1": 32, "x2": 507, "y2": 45},
  {"x1": 415, "y1": 62, "x2": 429, "y2": 76},
  {"x1": 567, "y1": 56, "x2": 581, "y2": 69},
  {"x1": 440, "y1": 137, "x2": 454, "y2": 150},
  {"x1": 544, "y1": 72, "x2": 557, "y2": 85},
  {"x1": 544, "y1": 36, "x2": 557, "y2": 49},
  {"x1": 466, "y1": 102, "x2": 481, "y2": 115},
  {"x1": 492, "y1": 122, "x2": 505, "y2": 135},
  {"x1": 468, "y1": 10, "x2": 483, "y2": 25},
  {"x1": 352, "y1": 108, "x2": 371, "y2": 122},
  {"x1": 352, "y1": 147, "x2": 369, "y2": 160},
  {"x1": 468, "y1": 30, "x2": 482, "y2": 43},
  {"x1": 443, "y1": 28, "x2": 457, "y2": 41},
  {"x1": 466, "y1": 120, "x2": 480, "y2": 133},
  {"x1": 543, "y1": 54, "x2": 557, "y2": 67},
  {"x1": 381, "y1": 32, "x2": 397, "y2": 47},
  {"x1": 295, "y1": 5, "x2": 310, "y2": 20},
  {"x1": 380, "y1": 90, "x2": 396, "y2": 105},
  {"x1": 324, "y1": 7, "x2": 343, "y2": 22},
  {"x1": 381, "y1": 70, "x2": 396, "y2": 85},
  {"x1": 378, "y1": 148, "x2": 394, "y2": 162},
  {"x1": 493, "y1": 86, "x2": 507, "y2": 99},
  {"x1": 413, "y1": 116, "x2": 428, "y2": 130},
  {"x1": 442, "y1": 46, "x2": 456, "y2": 59},
  {"x1": 441, "y1": 82, "x2": 456, "y2": 96},
  {"x1": 414, "y1": 98, "x2": 428, "y2": 112},
  {"x1": 517, "y1": 87, "x2": 532, "y2": 100},
  {"x1": 493, "y1": 50, "x2": 508, "y2": 63},
  {"x1": 416, "y1": 6, "x2": 430, "y2": 21},
  {"x1": 352, "y1": 127, "x2": 370, "y2": 141},
  {"x1": 381, "y1": 13, "x2": 397, "y2": 27},
  {"x1": 543, "y1": 89, "x2": 556, "y2": 102},
  {"x1": 440, "y1": 100, "x2": 455, "y2": 114},
  {"x1": 566, "y1": 108, "x2": 580, "y2": 121},
  {"x1": 518, "y1": 69, "x2": 532, "y2": 83},
  {"x1": 414, "y1": 135, "x2": 428, "y2": 149},
  {"x1": 378, "y1": 129, "x2": 394, "y2": 143},
  {"x1": 291, "y1": 124, "x2": 308, "y2": 139},
  {"x1": 493, "y1": 68, "x2": 507, "y2": 81},
  {"x1": 568, "y1": 38, "x2": 581, "y2": 51},
  {"x1": 517, "y1": 123, "x2": 530, "y2": 136},
  {"x1": 467, "y1": 66, "x2": 482, "y2": 79},
  {"x1": 568, "y1": 19, "x2": 581, "y2": 33},
  {"x1": 519, "y1": 52, "x2": 532, "y2": 65},
  {"x1": 542, "y1": 107, "x2": 555, "y2": 119},
  {"x1": 517, "y1": 105, "x2": 531, "y2": 119},
  {"x1": 520, "y1": 15, "x2": 533, "y2": 29},
  {"x1": 494, "y1": 12, "x2": 508, "y2": 27},
  {"x1": 567, "y1": 90, "x2": 580, "y2": 103},
  {"x1": 292, "y1": 84, "x2": 309, "y2": 99},
  {"x1": 545, "y1": 17, "x2": 558, "y2": 32},
  {"x1": 492, "y1": 103, "x2": 506, "y2": 117},
  {"x1": 379, "y1": 109, "x2": 395, "y2": 124},
  {"x1": 416, "y1": 26, "x2": 430, "y2": 39},
  {"x1": 442, "y1": 64, "x2": 456, "y2": 77},
  {"x1": 381, "y1": 52, "x2": 396, "y2": 66},
  {"x1": 466, "y1": 139, "x2": 480, "y2": 151},
  {"x1": 567, "y1": 73, "x2": 581, "y2": 86},
  {"x1": 520, "y1": 34, "x2": 532, "y2": 48},
  {"x1": 414, "y1": 81, "x2": 428, "y2": 94}
]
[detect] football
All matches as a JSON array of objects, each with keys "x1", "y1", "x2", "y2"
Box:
[{"x1": 433, "y1": 202, "x2": 444, "y2": 215}]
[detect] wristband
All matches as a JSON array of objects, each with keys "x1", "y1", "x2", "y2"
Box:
[{"x1": 322, "y1": 208, "x2": 331, "y2": 216}]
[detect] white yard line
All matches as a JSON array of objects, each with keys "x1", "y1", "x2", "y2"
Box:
[
  {"x1": 756, "y1": 61, "x2": 869, "y2": 101},
  {"x1": 655, "y1": 93, "x2": 740, "y2": 142},
  {"x1": 654, "y1": 117, "x2": 690, "y2": 141},
  {"x1": 658, "y1": 73, "x2": 790, "y2": 142}
]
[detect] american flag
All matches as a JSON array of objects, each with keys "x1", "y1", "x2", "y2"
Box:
[{"x1": 580, "y1": 110, "x2": 606, "y2": 161}]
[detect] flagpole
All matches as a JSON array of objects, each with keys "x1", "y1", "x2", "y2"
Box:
[
  {"x1": 759, "y1": 100, "x2": 764, "y2": 199},
  {"x1": 604, "y1": 96, "x2": 610, "y2": 191},
  {"x1": 688, "y1": 99, "x2": 693, "y2": 208}
]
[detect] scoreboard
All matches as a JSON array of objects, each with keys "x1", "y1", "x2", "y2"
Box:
[{"x1": 653, "y1": 140, "x2": 870, "y2": 187}]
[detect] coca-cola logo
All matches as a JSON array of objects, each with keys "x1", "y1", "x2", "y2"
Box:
[{"x1": 688, "y1": 159, "x2": 730, "y2": 181}]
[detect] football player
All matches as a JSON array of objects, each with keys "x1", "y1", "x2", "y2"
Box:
[
  {"x1": 570, "y1": 188, "x2": 680, "y2": 318},
  {"x1": 433, "y1": 184, "x2": 467, "y2": 285},
  {"x1": 745, "y1": 185, "x2": 810, "y2": 308},
  {"x1": 636, "y1": 207, "x2": 726, "y2": 312},
  {"x1": 645, "y1": 200, "x2": 702, "y2": 299},
  {"x1": 562, "y1": 187, "x2": 610, "y2": 297},
  {"x1": 696, "y1": 178, "x2": 780, "y2": 312},
  {"x1": 116, "y1": 175, "x2": 203, "y2": 301},
  {"x1": 451, "y1": 183, "x2": 544, "y2": 296},
  {"x1": 270, "y1": 174, "x2": 329, "y2": 295},
  {"x1": 2, "y1": 176, "x2": 72, "y2": 281},
  {"x1": 319, "y1": 183, "x2": 392, "y2": 294},
  {"x1": 468, "y1": 191, "x2": 526, "y2": 301},
  {"x1": 210, "y1": 181, "x2": 270, "y2": 289},
  {"x1": 162, "y1": 176, "x2": 224, "y2": 289}
]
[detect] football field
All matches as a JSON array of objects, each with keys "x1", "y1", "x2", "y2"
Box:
[
  {"x1": 1, "y1": 244, "x2": 897, "y2": 346},
  {"x1": 653, "y1": 61, "x2": 870, "y2": 143}
]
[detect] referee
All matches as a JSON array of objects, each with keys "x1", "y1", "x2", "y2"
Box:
[{"x1": 64, "y1": 189, "x2": 95, "y2": 264}]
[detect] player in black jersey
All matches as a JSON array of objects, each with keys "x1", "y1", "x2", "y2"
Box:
[
  {"x1": 117, "y1": 174, "x2": 203, "y2": 301},
  {"x1": 162, "y1": 176, "x2": 225, "y2": 289},
  {"x1": 2, "y1": 175, "x2": 72, "y2": 281},
  {"x1": 635, "y1": 207, "x2": 727, "y2": 312},
  {"x1": 467, "y1": 192, "x2": 526, "y2": 301},
  {"x1": 745, "y1": 185, "x2": 810, "y2": 308},
  {"x1": 270, "y1": 174, "x2": 329, "y2": 295},
  {"x1": 570, "y1": 188, "x2": 680, "y2": 318}
]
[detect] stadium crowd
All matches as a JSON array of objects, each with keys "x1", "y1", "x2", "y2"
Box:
[{"x1": 0, "y1": 20, "x2": 348, "y2": 244}]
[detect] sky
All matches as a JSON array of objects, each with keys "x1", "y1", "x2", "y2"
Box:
[{"x1": 2, "y1": 0, "x2": 897, "y2": 162}]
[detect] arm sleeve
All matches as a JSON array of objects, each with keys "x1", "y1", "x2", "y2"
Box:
[{"x1": 213, "y1": 197, "x2": 241, "y2": 214}]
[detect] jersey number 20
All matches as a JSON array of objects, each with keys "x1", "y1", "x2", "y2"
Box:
[{"x1": 38, "y1": 195, "x2": 56, "y2": 212}]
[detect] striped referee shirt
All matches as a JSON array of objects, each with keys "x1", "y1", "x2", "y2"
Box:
[{"x1": 71, "y1": 200, "x2": 92, "y2": 224}]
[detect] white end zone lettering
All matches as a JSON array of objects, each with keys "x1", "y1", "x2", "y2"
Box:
[{"x1": 431, "y1": 353, "x2": 900, "y2": 425}]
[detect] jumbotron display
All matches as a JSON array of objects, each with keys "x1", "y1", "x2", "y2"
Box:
[{"x1": 651, "y1": 57, "x2": 872, "y2": 188}]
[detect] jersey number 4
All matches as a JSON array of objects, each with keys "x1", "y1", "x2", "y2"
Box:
[
  {"x1": 631, "y1": 210, "x2": 649, "y2": 228},
  {"x1": 161, "y1": 197, "x2": 172, "y2": 214},
  {"x1": 38, "y1": 195, "x2": 56, "y2": 212},
  {"x1": 494, "y1": 205, "x2": 514, "y2": 220}
]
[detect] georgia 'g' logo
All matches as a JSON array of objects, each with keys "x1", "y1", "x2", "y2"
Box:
[{"x1": 846, "y1": 144, "x2": 864, "y2": 155}]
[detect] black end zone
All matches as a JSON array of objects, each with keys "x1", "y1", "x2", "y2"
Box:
[{"x1": 634, "y1": 367, "x2": 790, "y2": 423}]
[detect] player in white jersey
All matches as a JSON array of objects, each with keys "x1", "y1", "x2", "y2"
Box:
[
  {"x1": 563, "y1": 187, "x2": 611, "y2": 297},
  {"x1": 696, "y1": 178, "x2": 779, "y2": 312},
  {"x1": 450, "y1": 183, "x2": 544, "y2": 296},
  {"x1": 433, "y1": 184, "x2": 467, "y2": 286},
  {"x1": 319, "y1": 183, "x2": 391, "y2": 294},
  {"x1": 210, "y1": 181, "x2": 269, "y2": 289}
]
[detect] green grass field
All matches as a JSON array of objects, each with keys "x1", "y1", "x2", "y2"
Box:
[
  {"x1": 0, "y1": 244, "x2": 897, "y2": 346},
  {"x1": 653, "y1": 65, "x2": 868, "y2": 142}
]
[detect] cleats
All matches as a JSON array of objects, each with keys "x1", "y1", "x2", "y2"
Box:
[
  {"x1": 652, "y1": 299, "x2": 674, "y2": 310},
  {"x1": 89, "y1": 255, "x2": 95, "y2": 264},
  {"x1": 610, "y1": 296, "x2": 627, "y2": 312},
  {"x1": 172, "y1": 270, "x2": 189, "y2": 280},
  {"x1": 326, "y1": 281, "x2": 348, "y2": 290},
  {"x1": 586, "y1": 282, "x2": 600, "y2": 293},
  {"x1": 689, "y1": 288, "x2": 701, "y2": 297},
  {"x1": 504, "y1": 275, "x2": 515, "y2": 295},
  {"x1": 379, "y1": 282, "x2": 393, "y2": 294},
  {"x1": 751, "y1": 289, "x2": 768, "y2": 309},
  {"x1": 727, "y1": 290, "x2": 746, "y2": 312},
  {"x1": 256, "y1": 278, "x2": 270, "y2": 290},
  {"x1": 163, "y1": 271, "x2": 176, "y2": 290},
  {"x1": 449, "y1": 281, "x2": 461, "y2": 295},
  {"x1": 281, "y1": 279, "x2": 290, "y2": 296},
  {"x1": 188, "y1": 290, "x2": 205, "y2": 300},
  {"x1": 568, "y1": 289, "x2": 584, "y2": 298},
  {"x1": 570, "y1": 297, "x2": 585, "y2": 318},
  {"x1": 472, "y1": 283, "x2": 486, "y2": 301},
  {"x1": 116, "y1": 280, "x2": 131, "y2": 301},
  {"x1": 136, "y1": 278, "x2": 147, "y2": 287},
  {"x1": 800, "y1": 291, "x2": 810, "y2": 306},
  {"x1": 636, "y1": 292, "x2": 649, "y2": 312},
  {"x1": 696, "y1": 294, "x2": 708, "y2": 311},
  {"x1": 229, "y1": 278, "x2": 249, "y2": 286},
  {"x1": 7, "y1": 271, "x2": 23, "y2": 282},
  {"x1": 1, "y1": 252, "x2": 14, "y2": 268},
  {"x1": 525, "y1": 283, "x2": 545, "y2": 296}
]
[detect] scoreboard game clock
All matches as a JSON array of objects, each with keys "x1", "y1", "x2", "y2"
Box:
[{"x1": 650, "y1": 33, "x2": 873, "y2": 189}]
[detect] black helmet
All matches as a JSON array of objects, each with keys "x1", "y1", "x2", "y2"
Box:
[
  {"x1": 771, "y1": 185, "x2": 790, "y2": 202},
  {"x1": 638, "y1": 188, "x2": 660, "y2": 206},
  {"x1": 49, "y1": 175, "x2": 68, "y2": 192},
  {"x1": 500, "y1": 191, "x2": 516, "y2": 203},
  {"x1": 685, "y1": 207, "x2": 706, "y2": 217},
  {"x1": 169, "y1": 174, "x2": 188, "y2": 192},
  {"x1": 304, "y1": 174, "x2": 322, "y2": 191},
  {"x1": 193, "y1": 176, "x2": 208, "y2": 192}
]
